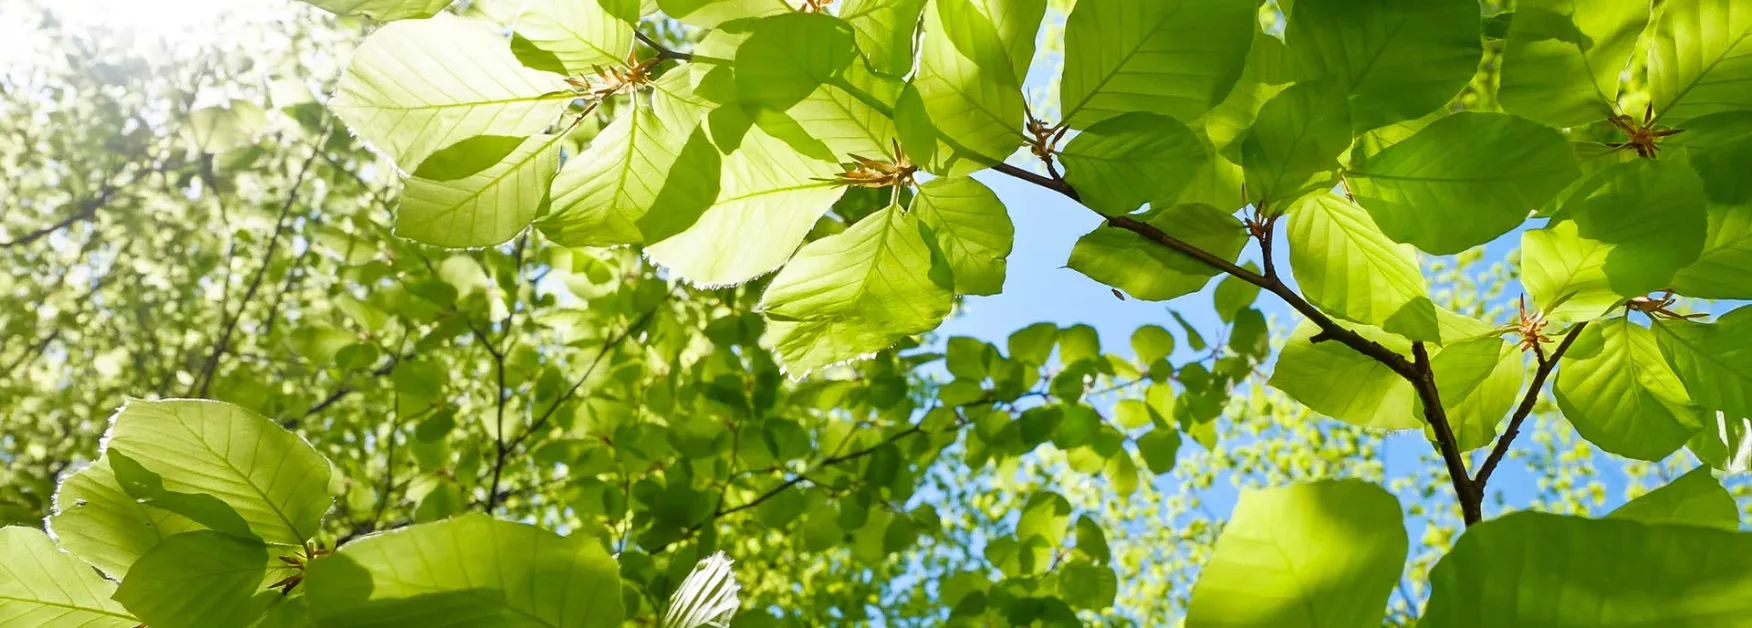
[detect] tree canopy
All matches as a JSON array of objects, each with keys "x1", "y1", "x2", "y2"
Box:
[{"x1": 1, "y1": 0, "x2": 1750, "y2": 626}]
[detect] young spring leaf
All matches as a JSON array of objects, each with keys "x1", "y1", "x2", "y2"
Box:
[
  {"x1": 330, "y1": 14, "x2": 572, "y2": 170},
  {"x1": 1522, "y1": 159, "x2": 1708, "y2": 322},
  {"x1": 660, "y1": 552, "x2": 742, "y2": 628},
  {"x1": 1672, "y1": 202, "x2": 1752, "y2": 299},
  {"x1": 1287, "y1": 192, "x2": 1434, "y2": 336},
  {"x1": 895, "y1": 0, "x2": 1029, "y2": 175},
  {"x1": 1655, "y1": 305, "x2": 1752, "y2": 422},
  {"x1": 1240, "y1": 80, "x2": 1352, "y2": 207},
  {"x1": 540, "y1": 77, "x2": 721, "y2": 247},
  {"x1": 1497, "y1": 0, "x2": 1649, "y2": 128},
  {"x1": 0, "y1": 527, "x2": 138, "y2": 627},
  {"x1": 398, "y1": 134, "x2": 564, "y2": 248},
  {"x1": 1647, "y1": 0, "x2": 1752, "y2": 124},
  {"x1": 1347, "y1": 112, "x2": 1580, "y2": 255},
  {"x1": 1422, "y1": 512, "x2": 1752, "y2": 627},
  {"x1": 303, "y1": 514, "x2": 623, "y2": 627},
  {"x1": 471, "y1": 0, "x2": 638, "y2": 75},
  {"x1": 1286, "y1": 0, "x2": 1483, "y2": 130},
  {"x1": 113, "y1": 531, "x2": 287, "y2": 628},
  {"x1": 760, "y1": 204, "x2": 954, "y2": 374},
  {"x1": 49, "y1": 453, "x2": 206, "y2": 579},
  {"x1": 910, "y1": 176, "x2": 1014, "y2": 296},
  {"x1": 1606, "y1": 466, "x2": 1739, "y2": 530},
  {"x1": 1186, "y1": 480, "x2": 1407, "y2": 627},
  {"x1": 294, "y1": 0, "x2": 451, "y2": 20},
  {"x1": 101, "y1": 399, "x2": 334, "y2": 546},
  {"x1": 1059, "y1": 112, "x2": 1207, "y2": 216},
  {"x1": 1058, "y1": 0, "x2": 1257, "y2": 127},
  {"x1": 644, "y1": 110, "x2": 843, "y2": 287},
  {"x1": 1066, "y1": 203, "x2": 1247, "y2": 301},
  {"x1": 838, "y1": 0, "x2": 929, "y2": 76}
]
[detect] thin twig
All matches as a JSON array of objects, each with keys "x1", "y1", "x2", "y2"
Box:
[
  {"x1": 1473, "y1": 322, "x2": 1588, "y2": 487},
  {"x1": 189, "y1": 122, "x2": 331, "y2": 397}
]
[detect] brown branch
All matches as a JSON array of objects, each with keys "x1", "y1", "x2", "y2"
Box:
[
  {"x1": 1473, "y1": 322, "x2": 1589, "y2": 488},
  {"x1": 988, "y1": 159, "x2": 1491, "y2": 524},
  {"x1": 1412, "y1": 341, "x2": 1480, "y2": 525},
  {"x1": 635, "y1": 30, "x2": 693, "y2": 62},
  {"x1": 189, "y1": 126, "x2": 329, "y2": 397}
]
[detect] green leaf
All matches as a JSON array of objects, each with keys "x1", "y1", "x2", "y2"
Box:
[
  {"x1": 1656, "y1": 306, "x2": 1752, "y2": 422},
  {"x1": 1347, "y1": 112, "x2": 1581, "y2": 254},
  {"x1": 1008, "y1": 323, "x2": 1059, "y2": 365},
  {"x1": 294, "y1": 0, "x2": 451, "y2": 20},
  {"x1": 911, "y1": 176, "x2": 1014, "y2": 296},
  {"x1": 1647, "y1": 0, "x2": 1752, "y2": 124},
  {"x1": 1131, "y1": 325, "x2": 1175, "y2": 365},
  {"x1": 1241, "y1": 80, "x2": 1352, "y2": 207},
  {"x1": 1672, "y1": 111, "x2": 1752, "y2": 205},
  {"x1": 1058, "y1": 324, "x2": 1100, "y2": 366},
  {"x1": 0, "y1": 527, "x2": 137, "y2": 627},
  {"x1": 540, "y1": 88, "x2": 721, "y2": 247},
  {"x1": 1187, "y1": 480, "x2": 1407, "y2": 628},
  {"x1": 1060, "y1": 561, "x2": 1118, "y2": 610},
  {"x1": 1270, "y1": 321, "x2": 1417, "y2": 429},
  {"x1": 657, "y1": 0, "x2": 795, "y2": 27},
  {"x1": 1285, "y1": 0, "x2": 1483, "y2": 130},
  {"x1": 473, "y1": 0, "x2": 637, "y2": 75},
  {"x1": 305, "y1": 514, "x2": 623, "y2": 627},
  {"x1": 1522, "y1": 160, "x2": 1708, "y2": 322},
  {"x1": 895, "y1": 0, "x2": 1027, "y2": 175},
  {"x1": 1498, "y1": 0, "x2": 1649, "y2": 128},
  {"x1": 399, "y1": 133, "x2": 563, "y2": 248},
  {"x1": 1556, "y1": 317, "x2": 1709, "y2": 461},
  {"x1": 1212, "y1": 264, "x2": 1262, "y2": 323},
  {"x1": 102, "y1": 399, "x2": 333, "y2": 546},
  {"x1": 1431, "y1": 337, "x2": 1523, "y2": 452},
  {"x1": 1067, "y1": 203, "x2": 1248, "y2": 301},
  {"x1": 1059, "y1": 0, "x2": 1258, "y2": 127},
  {"x1": 1608, "y1": 467, "x2": 1739, "y2": 530},
  {"x1": 761, "y1": 204, "x2": 954, "y2": 374},
  {"x1": 1672, "y1": 202, "x2": 1752, "y2": 299},
  {"x1": 1288, "y1": 192, "x2": 1435, "y2": 337},
  {"x1": 1136, "y1": 427, "x2": 1181, "y2": 475},
  {"x1": 966, "y1": 0, "x2": 1047, "y2": 82},
  {"x1": 840, "y1": 0, "x2": 929, "y2": 76},
  {"x1": 49, "y1": 454, "x2": 205, "y2": 579},
  {"x1": 1060, "y1": 112, "x2": 1207, "y2": 216},
  {"x1": 1421, "y1": 512, "x2": 1752, "y2": 627},
  {"x1": 734, "y1": 13, "x2": 859, "y2": 112},
  {"x1": 331, "y1": 14, "x2": 571, "y2": 170},
  {"x1": 1073, "y1": 515, "x2": 1111, "y2": 563},
  {"x1": 184, "y1": 101, "x2": 269, "y2": 154},
  {"x1": 1015, "y1": 492, "x2": 1071, "y2": 576},
  {"x1": 946, "y1": 337, "x2": 994, "y2": 380},
  {"x1": 113, "y1": 531, "x2": 287, "y2": 628},
  {"x1": 645, "y1": 115, "x2": 843, "y2": 287}
]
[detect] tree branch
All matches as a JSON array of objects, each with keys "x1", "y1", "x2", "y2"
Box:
[
  {"x1": 1473, "y1": 322, "x2": 1588, "y2": 488},
  {"x1": 189, "y1": 125, "x2": 329, "y2": 397},
  {"x1": 1412, "y1": 341, "x2": 1480, "y2": 525},
  {"x1": 988, "y1": 159, "x2": 1490, "y2": 524},
  {"x1": 635, "y1": 30, "x2": 693, "y2": 62}
]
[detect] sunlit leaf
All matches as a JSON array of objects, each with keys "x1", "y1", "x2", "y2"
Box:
[
  {"x1": 1187, "y1": 480, "x2": 1406, "y2": 628},
  {"x1": 331, "y1": 14, "x2": 571, "y2": 170}
]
